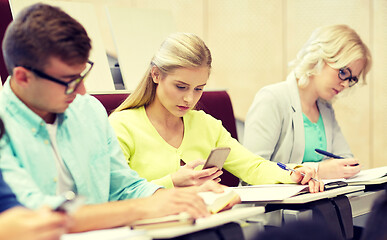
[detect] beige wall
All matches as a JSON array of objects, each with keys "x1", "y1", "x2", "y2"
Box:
[
  {"x1": 10, "y1": 0, "x2": 116, "y2": 92},
  {"x1": 372, "y1": 0, "x2": 387, "y2": 168},
  {"x1": 11, "y1": 0, "x2": 386, "y2": 168}
]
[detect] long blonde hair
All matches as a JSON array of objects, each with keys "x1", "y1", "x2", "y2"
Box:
[
  {"x1": 114, "y1": 32, "x2": 212, "y2": 112},
  {"x1": 290, "y1": 24, "x2": 372, "y2": 88}
]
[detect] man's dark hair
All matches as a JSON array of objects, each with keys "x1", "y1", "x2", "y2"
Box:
[{"x1": 2, "y1": 3, "x2": 91, "y2": 75}]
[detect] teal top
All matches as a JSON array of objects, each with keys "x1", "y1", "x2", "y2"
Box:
[
  {"x1": 0, "y1": 79, "x2": 160, "y2": 209},
  {"x1": 302, "y1": 113, "x2": 327, "y2": 163}
]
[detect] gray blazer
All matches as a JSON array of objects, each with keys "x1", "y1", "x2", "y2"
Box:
[{"x1": 243, "y1": 72, "x2": 353, "y2": 164}]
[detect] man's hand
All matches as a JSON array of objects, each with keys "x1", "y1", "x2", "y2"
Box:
[
  {"x1": 142, "y1": 188, "x2": 210, "y2": 219},
  {"x1": 0, "y1": 207, "x2": 70, "y2": 240}
]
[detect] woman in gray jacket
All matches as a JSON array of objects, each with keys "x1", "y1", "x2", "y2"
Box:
[{"x1": 243, "y1": 24, "x2": 372, "y2": 179}]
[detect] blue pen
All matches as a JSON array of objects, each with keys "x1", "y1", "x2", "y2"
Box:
[
  {"x1": 315, "y1": 149, "x2": 359, "y2": 166},
  {"x1": 314, "y1": 149, "x2": 344, "y2": 159},
  {"x1": 277, "y1": 162, "x2": 320, "y2": 182}
]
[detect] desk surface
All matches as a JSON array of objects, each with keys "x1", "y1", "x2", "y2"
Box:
[
  {"x1": 146, "y1": 206, "x2": 264, "y2": 239},
  {"x1": 252, "y1": 185, "x2": 365, "y2": 205}
]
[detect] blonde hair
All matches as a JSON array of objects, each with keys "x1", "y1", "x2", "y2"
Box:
[
  {"x1": 290, "y1": 24, "x2": 372, "y2": 88},
  {"x1": 115, "y1": 32, "x2": 212, "y2": 112}
]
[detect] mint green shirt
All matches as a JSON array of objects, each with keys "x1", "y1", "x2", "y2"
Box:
[
  {"x1": 302, "y1": 113, "x2": 327, "y2": 163},
  {"x1": 0, "y1": 79, "x2": 160, "y2": 209}
]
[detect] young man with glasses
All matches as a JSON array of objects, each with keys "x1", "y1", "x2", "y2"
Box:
[
  {"x1": 0, "y1": 3, "x2": 226, "y2": 232},
  {"x1": 243, "y1": 24, "x2": 372, "y2": 180}
]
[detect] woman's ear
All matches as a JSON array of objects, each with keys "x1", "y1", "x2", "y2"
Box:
[{"x1": 151, "y1": 65, "x2": 161, "y2": 84}]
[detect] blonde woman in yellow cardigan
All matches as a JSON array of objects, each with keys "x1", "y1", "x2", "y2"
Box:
[{"x1": 109, "y1": 33, "x2": 324, "y2": 193}]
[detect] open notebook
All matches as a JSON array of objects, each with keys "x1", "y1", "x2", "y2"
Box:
[
  {"x1": 130, "y1": 188, "x2": 240, "y2": 230},
  {"x1": 231, "y1": 184, "x2": 310, "y2": 202},
  {"x1": 325, "y1": 166, "x2": 387, "y2": 185},
  {"x1": 198, "y1": 187, "x2": 239, "y2": 214}
]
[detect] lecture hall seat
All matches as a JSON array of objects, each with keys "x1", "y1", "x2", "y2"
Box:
[
  {"x1": 0, "y1": 0, "x2": 13, "y2": 84},
  {"x1": 92, "y1": 90, "x2": 240, "y2": 187}
]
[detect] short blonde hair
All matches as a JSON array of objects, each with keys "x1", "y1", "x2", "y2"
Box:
[
  {"x1": 115, "y1": 32, "x2": 212, "y2": 112},
  {"x1": 290, "y1": 24, "x2": 372, "y2": 88}
]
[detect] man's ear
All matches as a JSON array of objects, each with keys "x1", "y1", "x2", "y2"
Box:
[
  {"x1": 150, "y1": 65, "x2": 161, "y2": 84},
  {"x1": 12, "y1": 67, "x2": 32, "y2": 87}
]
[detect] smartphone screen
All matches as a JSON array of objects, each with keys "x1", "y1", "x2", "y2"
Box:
[{"x1": 202, "y1": 147, "x2": 231, "y2": 170}]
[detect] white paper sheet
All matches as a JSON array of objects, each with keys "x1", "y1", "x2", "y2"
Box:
[
  {"x1": 231, "y1": 184, "x2": 309, "y2": 202},
  {"x1": 321, "y1": 166, "x2": 387, "y2": 185},
  {"x1": 345, "y1": 166, "x2": 387, "y2": 183}
]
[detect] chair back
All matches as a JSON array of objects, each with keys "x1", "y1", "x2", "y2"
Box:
[
  {"x1": 92, "y1": 90, "x2": 240, "y2": 186},
  {"x1": 92, "y1": 93, "x2": 129, "y2": 115},
  {"x1": 196, "y1": 91, "x2": 238, "y2": 140},
  {"x1": 0, "y1": 0, "x2": 13, "y2": 84}
]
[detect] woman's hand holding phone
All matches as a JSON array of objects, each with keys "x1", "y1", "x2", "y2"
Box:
[
  {"x1": 171, "y1": 148, "x2": 230, "y2": 187},
  {"x1": 202, "y1": 147, "x2": 231, "y2": 169},
  {"x1": 171, "y1": 160, "x2": 223, "y2": 187}
]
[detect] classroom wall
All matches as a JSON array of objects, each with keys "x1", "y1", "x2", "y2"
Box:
[{"x1": 9, "y1": 0, "x2": 386, "y2": 169}]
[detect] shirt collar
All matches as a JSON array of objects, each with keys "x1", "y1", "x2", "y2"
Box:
[{"x1": 1, "y1": 77, "x2": 67, "y2": 132}]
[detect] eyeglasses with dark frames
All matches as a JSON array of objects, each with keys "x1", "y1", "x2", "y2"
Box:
[
  {"x1": 338, "y1": 67, "x2": 358, "y2": 87},
  {"x1": 22, "y1": 60, "x2": 94, "y2": 94}
]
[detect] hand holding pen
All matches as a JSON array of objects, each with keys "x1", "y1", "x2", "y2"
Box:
[
  {"x1": 314, "y1": 149, "x2": 361, "y2": 179},
  {"x1": 277, "y1": 162, "x2": 324, "y2": 193},
  {"x1": 315, "y1": 149, "x2": 344, "y2": 159},
  {"x1": 277, "y1": 162, "x2": 320, "y2": 182},
  {"x1": 315, "y1": 149, "x2": 359, "y2": 166}
]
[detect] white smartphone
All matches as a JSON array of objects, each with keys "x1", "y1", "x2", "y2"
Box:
[{"x1": 202, "y1": 147, "x2": 231, "y2": 170}]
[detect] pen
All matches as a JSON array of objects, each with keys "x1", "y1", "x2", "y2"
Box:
[
  {"x1": 314, "y1": 149, "x2": 344, "y2": 159},
  {"x1": 315, "y1": 149, "x2": 359, "y2": 166},
  {"x1": 277, "y1": 162, "x2": 320, "y2": 182}
]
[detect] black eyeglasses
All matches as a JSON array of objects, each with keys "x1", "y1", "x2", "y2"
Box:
[
  {"x1": 22, "y1": 60, "x2": 94, "y2": 94},
  {"x1": 338, "y1": 67, "x2": 358, "y2": 87}
]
